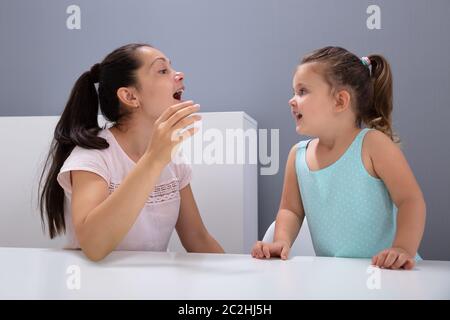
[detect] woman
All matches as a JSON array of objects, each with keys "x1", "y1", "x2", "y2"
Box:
[{"x1": 39, "y1": 43, "x2": 224, "y2": 261}]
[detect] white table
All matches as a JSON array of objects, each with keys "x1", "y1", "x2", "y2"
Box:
[{"x1": 1, "y1": 247, "x2": 449, "y2": 299}]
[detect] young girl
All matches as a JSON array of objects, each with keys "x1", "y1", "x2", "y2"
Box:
[
  {"x1": 39, "y1": 43, "x2": 224, "y2": 261},
  {"x1": 252, "y1": 46, "x2": 426, "y2": 270}
]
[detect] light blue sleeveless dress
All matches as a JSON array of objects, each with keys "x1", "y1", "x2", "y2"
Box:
[{"x1": 295, "y1": 128, "x2": 420, "y2": 259}]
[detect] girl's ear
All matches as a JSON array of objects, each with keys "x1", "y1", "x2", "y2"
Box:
[
  {"x1": 116, "y1": 87, "x2": 140, "y2": 109},
  {"x1": 334, "y1": 89, "x2": 351, "y2": 113}
]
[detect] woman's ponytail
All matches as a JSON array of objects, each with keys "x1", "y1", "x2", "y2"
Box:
[
  {"x1": 39, "y1": 64, "x2": 108, "y2": 238},
  {"x1": 39, "y1": 43, "x2": 152, "y2": 238}
]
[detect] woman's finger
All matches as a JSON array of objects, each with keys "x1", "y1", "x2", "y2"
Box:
[
  {"x1": 166, "y1": 104, "x2": 200, "y2": 128},
  {"x1": 172, "y1": 114, "x2": 202, "y2": 132},
  {"x1": 157, "y1": 100, "x2": 194, "y2": 123}
]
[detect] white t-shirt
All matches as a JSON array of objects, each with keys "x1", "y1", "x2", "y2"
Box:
[{"x1": 57, "y1": 128, "x2": 192, "y2": 251}]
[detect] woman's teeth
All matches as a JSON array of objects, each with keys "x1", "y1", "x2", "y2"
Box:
[{"x1": 173, "y1": 89, "x2": 184, "y2": 100}]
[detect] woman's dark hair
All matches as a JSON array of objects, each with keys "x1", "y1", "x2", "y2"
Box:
[
  {"x1": 39, "y1": 43, "x2": 152, "y2": 238},
  {"x1": 300, "y1": 46, "x2": 398, "y2": 142}
]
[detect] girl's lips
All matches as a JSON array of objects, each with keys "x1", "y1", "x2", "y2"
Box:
[{"x1": 292, "y1": 111, "x2": 302, "y2": 121}]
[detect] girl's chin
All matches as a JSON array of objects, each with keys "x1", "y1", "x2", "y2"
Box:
[{"x1": 296, "y1": 126, "x2": 312, "y2": 136}]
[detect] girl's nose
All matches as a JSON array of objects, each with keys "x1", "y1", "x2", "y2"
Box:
[
  {"x1": 289, "y1": 97, "x2": 297, "y2": 108},
  {"x1": 175, "y1": 71, "x2": 184, "y2": 82}
]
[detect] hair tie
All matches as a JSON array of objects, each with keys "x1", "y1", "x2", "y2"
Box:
[
  {"x1": 361, "y1": 56, "x2": 372, "y2": 76},
  {"x1": 89, "y1": 63, "x2": 101, "y2": 83},
  {"x1": 361, "y1": 56, "x2": 371, "y2": 67}
]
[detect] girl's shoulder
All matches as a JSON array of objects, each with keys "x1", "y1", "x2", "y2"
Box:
[
  {"x1": 295, "y1": 138, "x2": 316, "y2": 151},
  {"x1": 362, "y1": 129, "x2": 397, "y2": 156},
  {"x1": 288, "y1": 138, "x2": 315, "y2": 166},
  {"x1": 361, "y1": 129, "x2": 400, "y2": 179}
]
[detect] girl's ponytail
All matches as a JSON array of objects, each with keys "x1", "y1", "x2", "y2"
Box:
[{"x1": 364, "y1": 54, "x2": 399, "y2": 143}]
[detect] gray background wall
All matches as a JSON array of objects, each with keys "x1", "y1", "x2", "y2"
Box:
[{"x1": 1, "y1": 0, "x2": 449, "y2": 260}]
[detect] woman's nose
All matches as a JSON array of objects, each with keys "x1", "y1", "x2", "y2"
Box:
[{"x1": 175, "y1": 71, "x2": 184, "y2": 82}]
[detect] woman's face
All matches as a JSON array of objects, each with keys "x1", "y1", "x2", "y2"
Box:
[{"x1": 133, "y1": 46, "x2": 185, "y2": 120}]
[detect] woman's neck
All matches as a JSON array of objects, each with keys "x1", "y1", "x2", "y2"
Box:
[{"x1": 110, "y1": 117, "x2": 155, "y2": 162}]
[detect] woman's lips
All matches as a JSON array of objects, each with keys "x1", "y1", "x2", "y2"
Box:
[{"x1": 173, "y1": 88, "x2": 184, "y2": 100}]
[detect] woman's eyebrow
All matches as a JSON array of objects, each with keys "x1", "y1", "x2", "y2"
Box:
[{"x1": 149, "y1": 57, "x2": 171, "y2": 68}]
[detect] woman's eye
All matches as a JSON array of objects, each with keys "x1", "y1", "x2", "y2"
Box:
[{"x1": 158, "y1": 69, "x2": 168, "y2": 74}]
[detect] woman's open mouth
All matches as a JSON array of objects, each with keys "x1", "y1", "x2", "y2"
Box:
[{"x1": 173, "y1": 87, "x2": 184, "y2": 101}]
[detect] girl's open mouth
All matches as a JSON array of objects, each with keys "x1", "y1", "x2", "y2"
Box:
[{"x1": 293, "y1": 111, "x2": 302, "y2": 120}]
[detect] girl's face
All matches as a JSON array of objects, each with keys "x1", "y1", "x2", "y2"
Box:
[
  {"x1": 133, "y1": 47, "x2": 185, "y2": 120},
  {"x1": 288, "y1": 63, "x2": 336, "y2": 136}
]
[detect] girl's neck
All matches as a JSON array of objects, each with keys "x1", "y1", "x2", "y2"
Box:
[{"x1": 316, "y1": 125, "x2": 361, "y2": 152}]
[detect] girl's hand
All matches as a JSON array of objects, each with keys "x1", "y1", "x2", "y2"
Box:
[
  {"x1": 251, "y1": 240, "x2": 291, "y2": 260},
  {"x1": 146, "y1": 100, "x2": 201, "y2": 166},
  {"x1": 372, "y1": 247, "x2": 415, "y2": 270}
]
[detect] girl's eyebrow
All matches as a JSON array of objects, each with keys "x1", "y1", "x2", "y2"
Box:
[{"x1": 294, "y1": 82, "x2": 307, "y2": 90}]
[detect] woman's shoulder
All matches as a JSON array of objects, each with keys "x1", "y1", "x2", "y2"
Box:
[
  {"x1": 64, "y1": 129, "x2": 112, "y2": 165},
  {"x1": 58, "y1": 129, "x2": 113, "y2": 192},
  {"x1": 167, "y1": 150, "x2": 192, "y2": 189}
]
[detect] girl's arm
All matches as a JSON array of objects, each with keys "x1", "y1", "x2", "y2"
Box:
[
  {"x1": 366, "y1": 130, "x2": 426, "y2": 269},
  {"x1": 252, "y1": 144, "x2": 305, "y2": 259},
  {"x1": 175, "y1": 185, "x2": 224, "y2": 253}
]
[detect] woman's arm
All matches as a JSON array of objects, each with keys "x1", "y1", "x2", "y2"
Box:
[
  {"x1": 252, "y1": 144, "x2": 305, "y2": 259},
  {"x1": 366, "y1": 130, "x2": 426, "y2": 269},
  {"x1": 71, "y1": 101, "x2": 200, "y2": 261},
  {"x1": 175, "y1": 184, "x2": 224, "y2": 253},
  {"x1": 71, "y1": 154, "x2": 164, "y2": 261}
]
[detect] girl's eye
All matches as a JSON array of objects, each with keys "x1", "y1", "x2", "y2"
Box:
[
  {"x1": 297, "y1": 89, "x2": 307, "y2": 96},
  {"x1": 158, "y1": 69, "x2": 168, "y2": 74}
]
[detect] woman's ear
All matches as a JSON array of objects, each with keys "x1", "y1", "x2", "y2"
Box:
[
  {"x1": 117, "y1": 87, "x2": 140, "y2": 109},
  {"x1": 334, "y1": 89, "x2": 351, "y2": 113}
]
